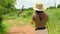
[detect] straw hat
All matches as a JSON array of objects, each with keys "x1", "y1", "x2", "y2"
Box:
[{"x1": 33, "y1": 2, "x2": 45, "y2": 11}]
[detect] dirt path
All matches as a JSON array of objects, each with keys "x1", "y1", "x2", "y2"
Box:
[
  {"x1": 7, "y1": 25, "x2": 35, "y2": 34},
  {"x1": 7, "y1": 19, "x2": 35, "y2": 34}
]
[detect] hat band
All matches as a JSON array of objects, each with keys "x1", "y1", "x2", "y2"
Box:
[
  {"x1": 35, "y1": 10, "x2": 43, "y2": 12},
  {"x1": 35, "y1": 9, "x2": 44, "y2": 11}
]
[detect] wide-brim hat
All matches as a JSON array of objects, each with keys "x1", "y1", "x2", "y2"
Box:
[{"x1": 33, "y1": 2, "x2": 45, "y2": 11}]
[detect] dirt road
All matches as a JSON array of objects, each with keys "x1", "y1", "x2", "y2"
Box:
[{"x1": 6, "y1": 19, "x2": 48, "y2": 34}]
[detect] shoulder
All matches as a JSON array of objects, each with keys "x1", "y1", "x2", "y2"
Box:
[
  {"x1": 43, "y1": 12, "x2": 48, "y2": 15},
  {"x1": 32, "y1": 12, "x2": 37, "y2": 18},
  {"x1": 43, "y1": 12, "x2": 48, "y2": 17}
]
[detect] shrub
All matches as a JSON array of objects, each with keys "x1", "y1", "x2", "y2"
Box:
[
  {"x1": 0, "y1": 14, "x2": 4, "y2": 34},
  {"x1": 57, "y1": 4, "x2": 60, "y2": 8}
]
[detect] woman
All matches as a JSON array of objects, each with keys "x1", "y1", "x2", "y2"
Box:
[{"x1": 31, "y1": 2, "x2": 48, "y2": 34}]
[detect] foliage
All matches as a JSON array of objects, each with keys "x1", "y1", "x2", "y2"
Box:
[
  {"x1": 0, "y1": 0, "x2": 16, "y2": 15},
  {"x1": 2, "y1": 7, "x2": 60, "y2": 34},
  {"x1": 0, "y1": 14, "x2": 4, "y2": 34},
  {"x1": 0, "y1": 0, "x2": 16, "y2": 34},
  {"x1": 46, "y1": 8, "x2": 60, "y2": 34},
  {"x1": 57, "y1": 4, "x2": 60, "y2": 8},
  {"x1": 47, "y1": 6, "x2": 55, "y2": 9}
]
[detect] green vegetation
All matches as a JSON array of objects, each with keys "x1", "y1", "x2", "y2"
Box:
[
  {"x1": 0, "y1": 0, "x2": 16, "y2": 34},
  {"x1": 57, "y1": 4, "x2": 60, "y2": 8},
  {"x1": 2, "y1": 8, "x2": 60, "y2": 34},
  {"x1": 18, "y1": 8, "x2": 60, "y2": 34},
  {"x1": 0, "y1": 0, "x2": 60, "y2": 34},
  {"x1": 46, "y1": 8, "x2": 60, "y2": 34}
]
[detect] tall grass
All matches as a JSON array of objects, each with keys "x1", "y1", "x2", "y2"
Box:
[{"x1": 46, "y1": 8, "x2": 60, "y2": 34}]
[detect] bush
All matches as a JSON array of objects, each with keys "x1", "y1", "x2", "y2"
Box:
[
  {"x1": 57, "y1": 4, "x2": 60, "y2": 8},
  {"x1": 0, "y1": 11, "x2": 7, "y2": 34},
  {"x1": 0, "y1": 0, "x2": 16, "y2": 33},
  {"x1": 0, "y1": 15, "x2": 4, "y2": 34}
]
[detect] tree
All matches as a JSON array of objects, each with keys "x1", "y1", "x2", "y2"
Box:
[
  {"x1": 0, "y1": 0, "x2": 16, "y2": 15},
  {"x1": 0, "y1": 0, "x2": 16, "y2": 34}
]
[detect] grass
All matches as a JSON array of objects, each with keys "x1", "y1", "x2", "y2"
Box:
[
  {"x1": 46, "y1": 8, "x2": 60, "y2": 34},
  {"x1": 2, "y1": 8, "x2": 60, "y2": 34}
]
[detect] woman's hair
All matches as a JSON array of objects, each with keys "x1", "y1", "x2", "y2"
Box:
[{"x1": 35, "y1": 10, "x2": 44, "y2": 21}]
